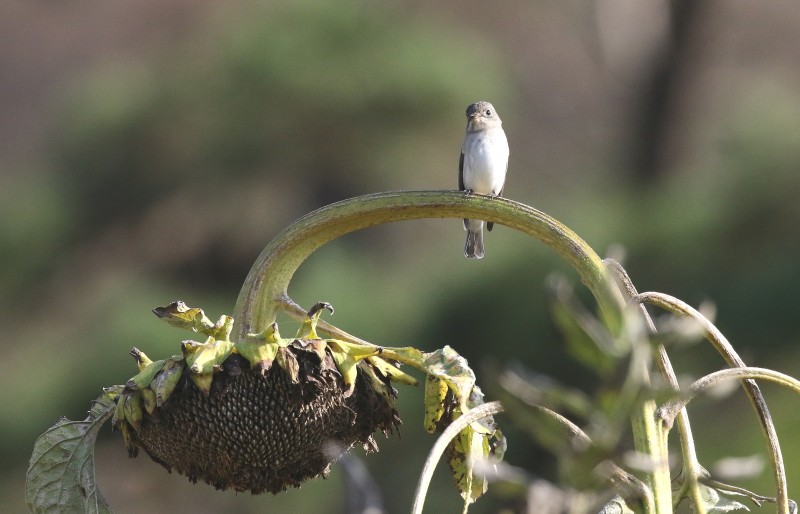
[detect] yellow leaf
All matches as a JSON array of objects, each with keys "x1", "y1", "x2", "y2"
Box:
[
  {"x1": 424, "y1": 376, "x2": 449, "y2": 433},
  {"x1": 368, "y1": 355, "x2": 418, "y2": 386},
  {"x1": 190, "y1": 372, "x2": 213, "y2": 396},
  {"x1": 237, "y1": 324, "x2": 281, "y2": 371},
  {"x1": 330, "y1": 349, "x2": 358, "y2": 398},
  {"x1": 153, "y1": 301, "x2": 215, "y2": 335},
  {"x1": 185, "y1": 338, "x2": 234, "y2": 375},
  {"x1": 295, "y1": 302, "x2": 334, "y2": 339}
]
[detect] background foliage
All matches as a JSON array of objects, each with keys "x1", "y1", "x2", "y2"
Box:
[{"x1": 3, "y1": 0, "x2": 800, "y2": 512}]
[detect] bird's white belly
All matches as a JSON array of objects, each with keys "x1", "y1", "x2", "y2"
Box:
[{"x1": 462, "y1": 132, "x2": 508, "y2": 195}]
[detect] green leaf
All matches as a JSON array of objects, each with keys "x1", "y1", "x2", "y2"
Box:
[
  {"x1": 210, "y1": 314, "x2": 233, "y2": 340},
  {"x1": 26, "y1": 393, "x2": 116, "y2": 514},
  {"x1": 325, "y1": 340, "x2": 380, "y2": 397},
  {"x1": 140, "y1": 387, "x2": 157, "y2": 416},
  {"x1": 236, "y1": 323, "x2": 281, "y2": 370},
  {"x1": 294, "y1": 302, "x2": 334, "y2": 339},
  {"x1": 150, "y1": 358, "x2": 185, "y2": 407},
  {"x1": 446, "y1": 417, "x2": 490, "y2": 513},
  {"x1": 122, "y1": 393, "x2": 143, "y2": 432},
  {"x1": 548, "y1": 275, "x2": 620, "y2": 377},
  {"x1": 127, "y1": 359, "x2": 166, "y2": 390},
  {"x1": 184, "y1": 337, "x2": 235, "y2": 375},
  {"x1": 189, "y1": 371, "x2": 214, "y2": 395}
]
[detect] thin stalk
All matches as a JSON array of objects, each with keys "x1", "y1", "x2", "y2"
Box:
[
  {"x1": 633, "y1": 291, "x2": 789, "y2": 514},
  {"x1": 605, "y1": 260, "x2": 706, "y2": 513},
  {"x1": 661, "y1": 367, "x2": 800, "y2": 418}
]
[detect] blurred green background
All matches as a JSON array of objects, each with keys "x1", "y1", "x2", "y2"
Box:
[{"x1": 3, "y1": 0, "x2": 800, "y2": 512}]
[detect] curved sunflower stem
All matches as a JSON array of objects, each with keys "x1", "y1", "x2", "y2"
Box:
[
  {"x1": 661, "y1": 367, "x2": 800, "y2": 423},
  {"x1": 232, "y1": 190, "x2": 625, "y2": 341},
  {"x1": 231, "y1": 191, "x2": 677, "y2": 513}
]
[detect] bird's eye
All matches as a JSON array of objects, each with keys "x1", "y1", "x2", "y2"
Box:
[{"x1": 485, "y1": 109, "x2": 492, "y2": 116}]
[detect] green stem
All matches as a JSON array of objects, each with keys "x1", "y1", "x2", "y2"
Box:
[
  {"x1": 606, "y1": 260, "x2": 705, "y2": 513},
  {"x1": 232, "y1": 190, "x2": 624, "y2": 341},
  {"x1": 634, "y1": 292, "x2": 789, "y2": 514}
]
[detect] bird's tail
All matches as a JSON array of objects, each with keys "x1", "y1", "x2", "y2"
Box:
[{"x1": 464, "y1": 221, "x2": 485, "y2": 259}]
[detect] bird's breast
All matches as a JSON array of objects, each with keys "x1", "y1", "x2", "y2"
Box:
[{"x1": 461, "y1": 129, "x2": 509, "y2": 195}]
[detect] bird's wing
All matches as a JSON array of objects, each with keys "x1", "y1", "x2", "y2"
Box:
[
  {"x1": 498, "y1": 150, "x2": 508, "y2": 197},
  {"x1": 458, "y1": 151, "x2": 465, "y2": 191},
  {"x1": 487, "y1": 150, "x2": 508, "y2": 232}
]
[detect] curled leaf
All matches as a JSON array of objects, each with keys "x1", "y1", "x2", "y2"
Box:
[
  {"x1": 130, "y1": 347, "x2": 153, "y2": 370},
  {"x1": 151, "y1": 358, "x2": 184, "y2": 407},
  {"x1": 423, "y1": 346, "x2": 476, "y2": 410},
  {"x1": 361, "y1": 365, "x2": 397, "y2": 404},
  {"x1": 295, "y1": 338, "x2": 329, "y2": 362},
  {"x1": 210, "y1": 315, "x2": 234, "y2": 341},
  {"x1": 122, "y1": 393, "x2": 143, "y2": 432},
  {"x1": 153, "y1": 301, "x2": 215, "y2": 335},
  {"x1": 368, "y1": 355, "x2": 418, "y2": 386},
  {"x1": 276, "y1": 347, "x2": 300, "y2": 383},
  {"x1": 112, "y1": 388, "x2": 125, "y2": 423},
  {"x1": 328, "y1": 339, "x2": 380, "y2": 361},
  {"x1": 327, "y1": 340, "x2": 381, "y2": 397}
]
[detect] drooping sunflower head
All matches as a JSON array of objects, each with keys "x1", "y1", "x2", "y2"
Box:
[{"x1": 112, "y1": 302, "x2": 404, "y2": 494}]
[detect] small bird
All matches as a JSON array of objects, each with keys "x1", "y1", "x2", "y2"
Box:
[{"x1": 459, "y1": 101, "x2": 509, "y2": 259}]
